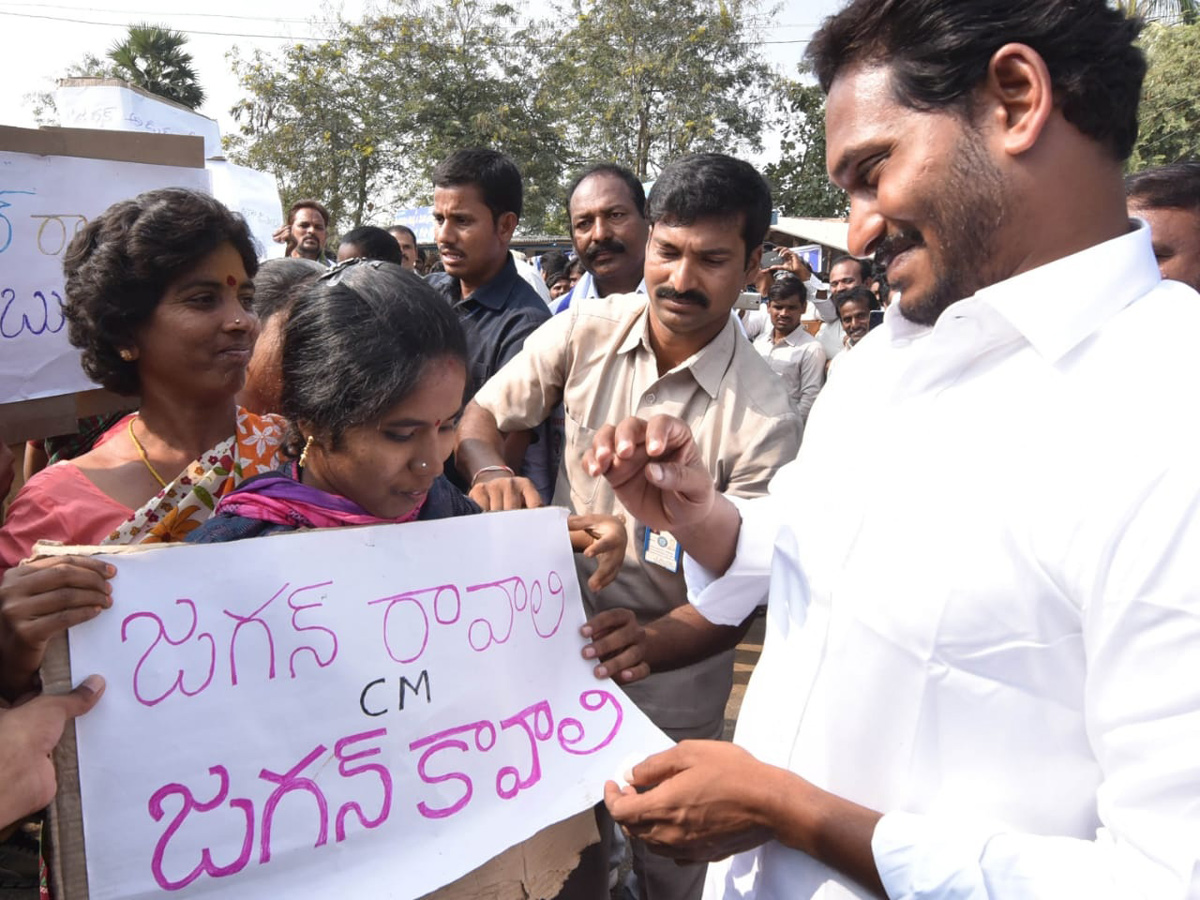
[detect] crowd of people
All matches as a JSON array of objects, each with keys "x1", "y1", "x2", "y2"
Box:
[{"x1": 3, "y1": 0, "x2": 1200, "y2": 898}]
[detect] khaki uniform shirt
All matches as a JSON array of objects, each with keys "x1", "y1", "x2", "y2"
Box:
[{"x1": 474, "y1": 293, "x2": 801, "y2": 733}]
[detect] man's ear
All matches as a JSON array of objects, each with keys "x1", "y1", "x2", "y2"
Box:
[
  {"x1": 982, "y1": 42, "x2": 1054, "y2": 157},
  {"x1": 744, "y1": 244, "x2": 764, "y2": 280},
  {"x1": 496, "y1": 211, "x2": 518, "y2": 243}
]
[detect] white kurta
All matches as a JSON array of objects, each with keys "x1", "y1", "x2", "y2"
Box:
[{"x1": 689, "y1": 223, "x2": 1200, "y2": 899}]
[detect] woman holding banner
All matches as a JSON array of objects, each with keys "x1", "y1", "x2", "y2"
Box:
[{"x1": 0, "y1": 188, "x2": 285, "y2": 700}]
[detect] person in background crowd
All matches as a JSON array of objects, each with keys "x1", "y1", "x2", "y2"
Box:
[
  {"x1": 276, "y1": 199, "x2": 333, "y2": 264},
  {"x1": 238, "y1": 258, "x2": 325, "y2": 416},
  {"x1": 1126, "y1": 161, "x2": 1200, "y2": 291},
  {"x1": 425, "y1": 149, "x2": 556, "y2": 503},
  {"x1": 556, "y1": 163, "x2": 650, "y2": 313},
  {"x1": 751, "y1": 273, "x2": 826, "y2": 428},
  {"x1": 592, "y1": 1, "x2": 1200, "y2": 897},
  {"x1": 826, "y1": 286, "x2": 876, "y2": 378},
  {"x1": 548, "y1": 268, "x2": 572, "y2": 301},
  {"x1": 813, "y1": 254, "x2": 872, "y2": 361},
  {"x1": 540, "y1": 249, "x2": 570, "y2": 284},
  {"x1": 837, "y1": 286, "x2": 875, "y2": 349},
  {"x1": 337, "y1": 225, "x2": 406, "y2": 266},
  {"x1": 0, "y1": 188, "x2": 286, "y2": 700},
  {"x1": 457, "y1": 153, "x2": 800, "y2": 900},
  {"x1": 567, "y1": 257, "x2": 586, "y2": 291},
  {"x1": 388, "y1": 224, "x2": 420, "y2": 270}
]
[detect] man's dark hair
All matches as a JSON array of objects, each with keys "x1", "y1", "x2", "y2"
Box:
[
  {"x1": 566, "y1": 163, "x2": 647, "y2": 218},
  {"x1": 807, "y1": 0, "x2": 1146, "y2": 161},
  {"x1": 540, "y1": 248, "x2": 570, "y2": 280},
  {"x1": 768, "y1": 273, "x2": 808, "y2": 305},
  {"x1": 388, "y1": 224, "x2": 417, "y2": 244},
  {"x1": 340, "y1": 225, "x2": 405, "y2": 265},
  {"x1": 1126, "y1": 162, "x2": 1200, "y2": 213},
  {"x1": 834, "y1": 285, "x2": 879, "y2": 314},
  {"x1": 287, "y1": 198, "x2": 331, "y2": 228},
  {"x1": 432, "y1": 148, "x2": 523, "y2": 222},
  {"x1": 830, "y1": 254, "x2": 872, "y2": 283},
  {"x1": 646, "y1": 153, "x2": 772, "y2": 262}
]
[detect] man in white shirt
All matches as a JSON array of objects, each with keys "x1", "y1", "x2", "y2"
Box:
[
  {"x1": 582, "y1": 1, "x2": 1200, "y2": 898},
  {"x1": 751, "y1": 274, "x2": 826, "y2": 427}
]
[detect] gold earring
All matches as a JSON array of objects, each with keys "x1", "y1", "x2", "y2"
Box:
[
  {"x1": 119, "y1": 348, "x2": 135, "y2": 361},
  {"x1": 299, "y1": 435, "x2": 315, "y2": 467}
]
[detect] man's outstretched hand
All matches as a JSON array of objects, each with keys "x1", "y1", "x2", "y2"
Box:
[{"x1": 583, "y1": 415, "x2": 715, "y2": 537}]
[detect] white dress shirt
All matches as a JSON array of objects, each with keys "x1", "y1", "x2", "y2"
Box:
[
  {"x1": 751, "y1": 326, "x2": 826, "y2": 426},
  {"x1": 689, "y1": 223, "x2": 1200, "y2": 899}
]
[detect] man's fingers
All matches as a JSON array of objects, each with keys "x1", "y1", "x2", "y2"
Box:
[
  {"x1": 45, "y1": 674, "x2": 106, "y2": 721},
  {"x1": 16, "y1": 555, "x2": 116, "y2": 584},
  {"x1": 611, "y1": 417, "x2": 650, "y2": 460},
  {"x1": 643, "y1": 415, "x2": 697, "y2": 460},
  {"x1": 585, "y1": 424, "x2": 619, "y2": 476},
  {"x1": 13, "y1": 597, "x2": 107, "y2": 645},
  {"x1": 627, "y1": 746, "x2": 688, "y2": 789}
]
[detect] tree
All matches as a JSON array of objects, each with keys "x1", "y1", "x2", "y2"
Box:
[
  {"x1": 227, "y1": 0, "x2": 567, "y2": 232},
  {"x1": 25, "y1": 53, "x2": 115, "y2": 126},
  {"x1": 1130, "y1": 21, "x2": 1200, "y2": 168},
  {"x1": 763, "y1": 72, "x2": 848, "y2": 219},
  {"x1": 107, "y1": 24, "x2": 205, "y2": 110},
  {"x1": 540, "y1": 0, "x2": 773, "y2": 179}
]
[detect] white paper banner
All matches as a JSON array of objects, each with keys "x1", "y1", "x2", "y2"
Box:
[
  {"x1": 56, "y1": 84, "x2": 223, "y2": 160},
  {"x1": 206, "y1": 159, "x2": 284, "y2": 261},
  {"x1": 0, "y1": 151, "x2": 211, "y2": 404},
  {"x1": 68, "y1": 507, "x2": 671, "y2": 899}
]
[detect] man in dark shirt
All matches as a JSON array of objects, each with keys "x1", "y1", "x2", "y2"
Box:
[{"x1": 425, "y1": 149, "x2": 554, "y2": 497}]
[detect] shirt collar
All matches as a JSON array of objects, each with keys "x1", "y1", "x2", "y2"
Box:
[
  {"x1": 577, "y1": 270, "x2": 647, "y2": 300},
  {"x1": 617, "y1": 302, "x2": 737, "y2": 399},
  {"x1": 975, "y1": 221, "x2": 1160, "y2": 363},
  {"x1": 456, "y1": 254, "x2": 522, "y2": 310}
]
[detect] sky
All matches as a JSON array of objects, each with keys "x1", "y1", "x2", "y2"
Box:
[{"x1": 0, "y1": 0, "x2": 843, "y2": 156}]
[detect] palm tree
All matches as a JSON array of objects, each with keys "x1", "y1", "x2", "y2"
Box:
[
  {"x1": 107, "y1": 24, "x2": 205, "y2": 110},
  {"x1": 1114, "y1": 0, "x2": 1198, "y2": 25}
]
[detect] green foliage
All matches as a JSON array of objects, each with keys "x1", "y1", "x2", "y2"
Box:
[
  {"x1": 539, "y1": 0, "x2": 771, "y2": 179},
  {"x1": 762, "y1": 71, "x2": 847, "y2": 219},
  {"x1": 107, "y1": 24, "x2": 205, "y2": 110},
  {"x1": 227, "y1": 0, "x2": 567, "y2": 232},
  {"x1": 1130, "y1": 22, "x2": 1200, "y2": 168}
]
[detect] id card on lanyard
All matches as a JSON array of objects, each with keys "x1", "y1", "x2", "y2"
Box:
[{"x1": 643, "y1": 527, "x2": 682, "y2": 572}]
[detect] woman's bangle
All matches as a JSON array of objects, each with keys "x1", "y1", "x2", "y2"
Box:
[{"x1": 470, "y1": 464, "x2": 515, "y2": 487}]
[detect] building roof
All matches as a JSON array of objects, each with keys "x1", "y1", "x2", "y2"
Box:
[{"x1": 769, "y1": 216, "x2": 850, "y2": 253}]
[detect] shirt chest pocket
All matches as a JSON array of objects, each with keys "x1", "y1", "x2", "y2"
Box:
[{"x1": 563, "y1": 412, "x2": 602, "y2": 509}]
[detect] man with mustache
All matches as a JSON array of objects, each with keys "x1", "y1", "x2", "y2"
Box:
[
  {"x1": 275, "y1": 199, "x2": 333, "y2": 264},
  {"x1": 586, "y1": 1, "x2": 1200, "y2": 898},
  {"x1": 556, "y1": 163, "x2": 650, "y2": 312},
  {"x1": 456, "y1": 153, "x2": 800, "y2": 900}
]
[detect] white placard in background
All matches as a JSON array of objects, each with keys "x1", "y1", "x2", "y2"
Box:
[
  {"x1": 56, "y1": 83, "x2": 223, "y2": 160},
  {"x1": 207, "y1": 159, "x2": 284, "y2": 261},
  {"x1": 69, "y1": 507, "x2": 671, "y2": 899},
  {"x1": 0, "y1": 151, "x2": 210, "y2": 404}
]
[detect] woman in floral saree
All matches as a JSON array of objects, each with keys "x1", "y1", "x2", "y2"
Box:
[{"x1": 0, "y1": 188, "x2": 285, "y2": 699}]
